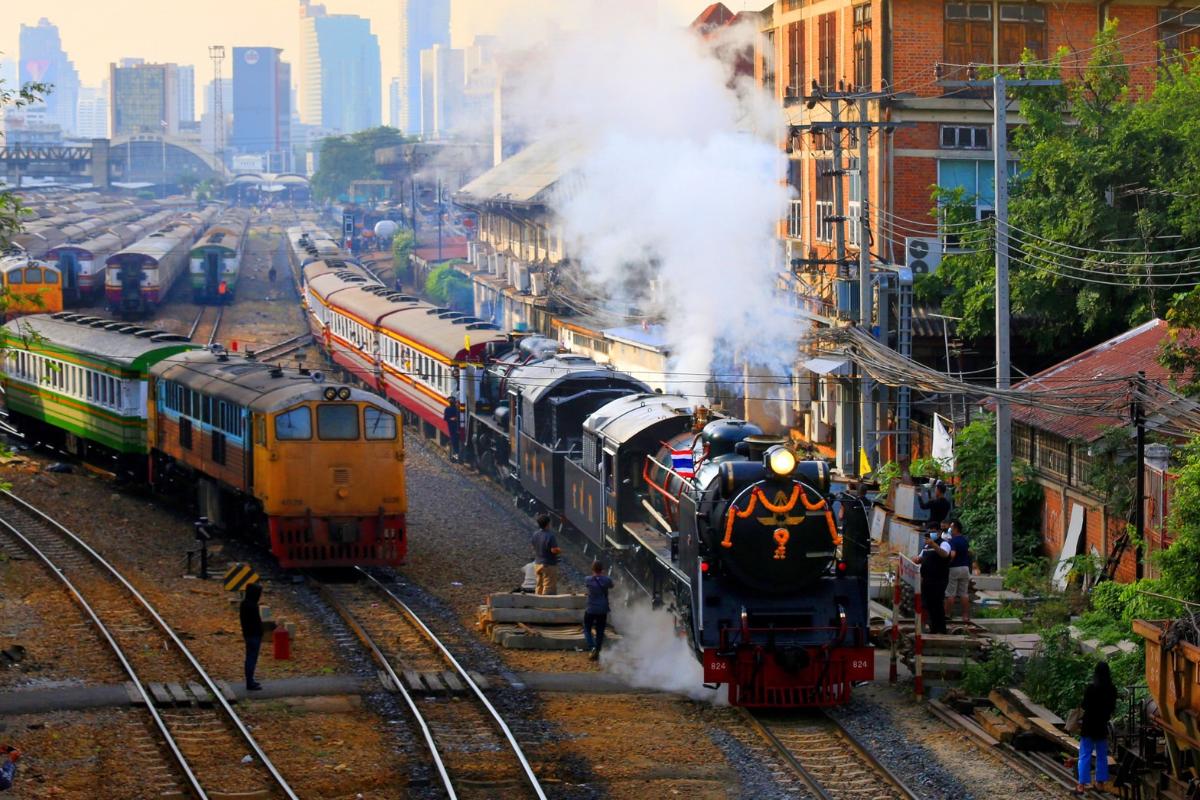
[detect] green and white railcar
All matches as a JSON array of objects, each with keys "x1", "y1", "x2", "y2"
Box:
[{"x1": 0, "y1": 313, "x2": 195, "y2": 470}]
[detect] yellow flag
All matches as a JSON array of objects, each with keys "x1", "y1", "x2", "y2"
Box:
[
  {"x1": 464, "y1": 334, "x2": 471, "y2": 351},
  {"x1": 859, "y1": 447, "x2": 872, "y2": 476}
]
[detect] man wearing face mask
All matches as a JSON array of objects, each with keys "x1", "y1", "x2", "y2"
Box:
[{"x1": 914, "y1": 528, "x2": 951, "y2": 634}]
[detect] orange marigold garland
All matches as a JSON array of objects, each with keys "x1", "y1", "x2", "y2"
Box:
[{"x1": 721, "y1": 484, "x2": 842, "y2": 549}]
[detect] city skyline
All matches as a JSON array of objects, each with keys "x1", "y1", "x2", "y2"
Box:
[{"x1": 2, "y1": 0, "x2": 712, "y2": 121}]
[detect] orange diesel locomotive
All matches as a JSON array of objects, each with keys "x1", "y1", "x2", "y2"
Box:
[{"x1": 148, "y1": 349, "x2": 406, "y2": 568}]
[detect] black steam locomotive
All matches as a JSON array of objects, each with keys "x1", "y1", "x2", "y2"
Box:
[{"x1": 466, "y1": 337, "x2": 873, "y2": 707}]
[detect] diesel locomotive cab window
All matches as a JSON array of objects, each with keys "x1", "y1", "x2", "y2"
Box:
[
  {"x1": 364, "y1": 408, "x2": 397, "y2": 440},
  {"x1": 275, "y1": 406, "x2": 312, "y2": 440},
  {"x1": 317, "y1": 404, "x2": 360, "y2": 440}
]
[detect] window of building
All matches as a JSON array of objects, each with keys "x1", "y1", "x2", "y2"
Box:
[
  {"x1": 1161, "y1": 8, "x2": 1200, "y2": 59},
  {"x1": 815, "y1": 158, "x2": 836, "y2": 243},
  {"x1": 853, "y1": 5, "x2": 872, "y2": 91},
  {"x1": 364, "y1": 408, "x2": 397, "y2": 440},
  {"x1": 937, "y1": 158, "x2": 1019, "y2": 220},
  {"x1": 944, "y1": 3, "x2": 993, "y2": 68},
  {"x1": 1035, "y1": 430, "x2": 1069, "y2": 480},
  {"x1": 941, "y1": 125, "x2": 990, "y2": 149},
  {"x1": 275, "y1": 406, "x2": 312, "y2": 440},
  {"x1": 762, "y1": 29, "x2": 777, "y2": 94},
  {"x1": 788, "y1": 200, "x2": 804, "y2": 240},
  {"x1": 818, "y1": 13, "x2": 837, "y2": 91},
  {"x1": 317, "y1": 404, "x2": 360, "y2": 440},
  {"x1": 999, "y1": 4, "x2": 1046, "y2": 64},
  {"x1": 848, "y1": 157, "x2": 862, "y2": 248},
  {"x1": 786, "y1": 21, "x2": 803, "y2": 98}
]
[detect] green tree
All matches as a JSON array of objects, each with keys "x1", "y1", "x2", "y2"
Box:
[
  {"x1": 0, "y1": 74, "x2": 50, "y2": 252},
  {"x1": 951, "y1": 414, "x2": 1044, "y2": 570},
  {"x1": 925, "y1": 23, "x2": 1200, "y2": 368},
  {"x1": 309, "y1": 127, "x2": 408, "y2": 202},
  {"x1": 424, "y1": 263, "x2": 473, "y2": 312},
  {"x1": 392, "y1": 229, "x2": 415, "y2": 283}
]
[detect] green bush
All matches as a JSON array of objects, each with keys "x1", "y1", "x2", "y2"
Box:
[
  {"x1": 1031, "y1": 598, "x2": 1072, "y2": 630},
  {"x1": 1090, "y1": 581, "x2": 1125, "y2": 620},
  {"x1": 1003, "y1": 560, "x2": 1051, "y2": 596},
  {"x1": 874, "y1": 461, "x2": 901, "y2": 497},
  {"x1": 1024, "y1": 625, "x2": 1099, "y2": 717},
  {"x1": 1074, "y1": 609, "x2": 1130, "y2": 646},
  {"x1": 961, "y1": 644, "x2": 1017, "y2": 697},
  {"x1": 424, "y1": 263, "x2": 473, "y2": 312}
]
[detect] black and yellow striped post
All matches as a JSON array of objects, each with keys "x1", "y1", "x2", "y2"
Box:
[{"x1": 223, "y1": 563, "x2": 259, "y2": 592}]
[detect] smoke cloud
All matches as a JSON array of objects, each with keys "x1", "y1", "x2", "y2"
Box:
[
  {"x1": 603, "y1": 595, "x2": 724, "y2": 704},
  {"x1": 499, "y1": 0, "x2": 794, "y2": 395}
]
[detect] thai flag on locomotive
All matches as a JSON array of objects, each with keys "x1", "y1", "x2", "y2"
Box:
[{"x1": 671, "y1": 447, "x2": 695, "y2": 478}]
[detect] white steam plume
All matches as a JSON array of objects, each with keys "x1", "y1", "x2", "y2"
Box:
[
  {"x1": 501, "y1": 0, "x2": 794, "y2": 395},
  {"x1": 604, "y1": 594, "x2": 724, "y2": 704}
]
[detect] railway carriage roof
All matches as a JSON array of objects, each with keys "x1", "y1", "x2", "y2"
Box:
[
  {"x1": 151, "y1": 349, "x2": 400, "y2": 413},
  {"x1": 507, "y1": 356, "x2": 650, "y2": 406},
  {"x1": 0, "y1": 314, "x2": 196, "y2": 370},
  {"x1": 314, "y1": 274, "x2": 508, "y2": 359},
  {"x1": 583, "y1": 392, "x2": 693, "y2": 445}
]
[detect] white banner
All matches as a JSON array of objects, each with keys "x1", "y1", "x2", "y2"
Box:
[{"x1": 932, "y1": 414, "x2": 955, "y2": 472}]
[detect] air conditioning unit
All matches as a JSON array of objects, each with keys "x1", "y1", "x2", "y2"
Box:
[
  {"x1": 492, "y1": 253, "x2": 507, "y2": 277},
  {"x1": 514, "y1": 263, "x2": 531, "y2": 292},
  {"x1": 467, "y1": 241, "x2": 478, "y2": 263},
  {"x1": 529, "y1": 272, "x2": 547, "y2": 297},
  {"x1": 507, "y1": 260, "x2": 520, "y2": 286}
]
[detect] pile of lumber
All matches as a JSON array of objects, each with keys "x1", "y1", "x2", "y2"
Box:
[
  {"x1": 477, "y1": 593, "x2": 617, "y2": 651},
  {"x1": 965, "y1": 688, "x2": 1078, "y2": 753}
]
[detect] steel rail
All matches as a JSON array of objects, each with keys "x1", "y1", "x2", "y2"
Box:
[
  {"x1": 925, "y1": 699, "x2": 1094, "y2": 797},
  {"x1": 255, "y1": 333, "x2": 312, "y2": 361},
  {"x1": 207, "y1": 306, "x2": 224, "y2": 347},
  {"x1": 187, "y1": 308, "x2": 206, "y2": 341},
  {"x1": 0, "y1": 490, "x2": 300, "y2": 800},
  {"x1": 356, "y1": 568, "x2": 548, "y2": 800},
  {"x1": 0, "y1": 517, "x2": 208, "y2": 799},
  {"x1": 741, "y1": 708, "x2": 921, "y2": 800},
  {"x1": 315, "y1": 582, "x2": 459, "y2": 799}
]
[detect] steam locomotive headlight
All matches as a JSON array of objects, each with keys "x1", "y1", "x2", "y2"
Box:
[
  {"x1": 337, "y1": 386, "x2": 352, "y2": 400},
  {"x1": 323, "y1": 387, "x2": 338, "y2": 400},
  {"x1": 765, "y1": 445, "x2": 796, "y2": 477}
]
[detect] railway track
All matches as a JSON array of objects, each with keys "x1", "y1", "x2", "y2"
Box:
[
  {"x1": 319, "y1": 569, "x2": 546, "y2": 800},
  {"x1": 254, "y1": 333, "x2": 312, "y2": 363},
  {"x1": 0, "y1": 490, "x2": 298, "y2": 800},
  {"x1": 188, "y1": 305, "x2": 224, "y2": 346},
  {"x1": 743, "y1": 709, "x2": 920, "y2": 800}
]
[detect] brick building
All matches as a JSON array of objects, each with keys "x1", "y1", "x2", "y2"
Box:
[
  {"x1": 757, "y1": 0, "x2": 1195, "y2": 277},
  {"x1": 1009, "y1": 319, "x2": 1192, "y2": 582}
]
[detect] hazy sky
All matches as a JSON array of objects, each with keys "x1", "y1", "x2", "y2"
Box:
[{"x1": 2, "y1": 0, "x2": 723, "y2": 104}]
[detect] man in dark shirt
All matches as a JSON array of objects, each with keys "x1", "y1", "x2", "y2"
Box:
[
  {"x1": 443, "y1": 402, "x2": 461, "y2": 461},
  {"x1": 919, "y1": 482, "x2": 952, "y2": 529},
  {"x1": 240, "y1": 582, "x2": 264, "y2": 691},
  {"x1": 914, "y1": 529, "x2": 951, "y2": 634},
  {"x1": 945, "y1": 519, "x2": 972, "y2": 624},
  {"x1": 530, "y1": 513, "x2": 560, "y2": 595},
  {"x1": 584, "y1": 561, "x2": 615, "y2": 661}
]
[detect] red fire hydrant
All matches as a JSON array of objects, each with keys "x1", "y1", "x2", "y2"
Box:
[{"x1": 273, "y1": 626, "x2": 291, "y2": 660}]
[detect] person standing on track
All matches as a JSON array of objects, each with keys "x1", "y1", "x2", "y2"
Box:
[
  {"x1": 443, "y1": 402, "x2": 461, "y2": 461},
  {"x1": 1076, "y1": 661, "x2": 1118, "y2": 794},
  {"x1": 915, "y1": 529, "x2": 951, "y2": 634},
  {"x1": 530, "y1": 514, "x2": 560, "y2": 595},
  {"x1": 0, "y1": 745, "x2": 20, "y2": 791},
  {"x1": 583, "y1": 561, "x2": 614, "y2": 661},
  {"x1": 945, "y1": 519, "x2": 972, "y2": 625},
  {"x1": 240, "y1": 582, "x2": 264, "y2": 691}
]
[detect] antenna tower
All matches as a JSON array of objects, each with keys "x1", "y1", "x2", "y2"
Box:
[{"x1": 209, "y1": 45, "x2": 226, "y2": 168}]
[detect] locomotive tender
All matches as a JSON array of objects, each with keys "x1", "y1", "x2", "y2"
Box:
[{"x1": 288, "y1": 223, "x2": 874, "y2": 705}]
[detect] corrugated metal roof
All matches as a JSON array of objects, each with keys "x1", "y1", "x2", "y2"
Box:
[
  {"x1": 1010, "y1": 318, "x2": 1172, "y2": 442},
  {"x1": 454, "y1": 137, "x2": 588, "y2": 207}
]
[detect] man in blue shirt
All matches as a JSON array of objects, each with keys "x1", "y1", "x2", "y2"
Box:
[
  {"x1": 945, "y1": 519, "x2": 972, "y2": 625},
  {"x1": 530, "y1": 514, "x2": 560, "y2": 595},
  {"x1": 584, "y1": 561, "x2": 614, "y2": 661}
]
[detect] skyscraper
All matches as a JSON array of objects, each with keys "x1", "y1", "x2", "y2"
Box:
[
  {"x1": 201, "y1": 78, "x2": 233, "y2": 156},
  {"x1": 176, "y1": 65, "x2": 196, "y2": 124},
  {"x1": 231, "y1": 47, "x2": 291, "y2": 171},
  {"x1": 396, "y1": 0, "x2": 450, "y2": 134},
  {"x1": 419, "y1": 45, "x2": 464, "y2": 140},
  {"x1": 19, "y1": 18, "x2": 80, "y2": 136},
  {"x1": 299, "y1": 3, "x2": 381, "y2": 134},
  {"x1": 76, "y1": 83, "x2": 109, "y2": 139},
  {"x1": 110, "y1": 61, "x2": 179, "y2": 136}
]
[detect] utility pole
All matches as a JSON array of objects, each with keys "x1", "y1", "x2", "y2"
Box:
[
  {"x1": 938, "y1": 67, "x2": 1059, "y2": 570},
  {"x1": 857, "y1": 96, "x2": 875, "y2": 469},
  {"x1": 1133, "y1": 371, "x2": 1146, "y2": 580},
  {"x1": 793, "y1": 85, "x2": 908, "y2": 478}
]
